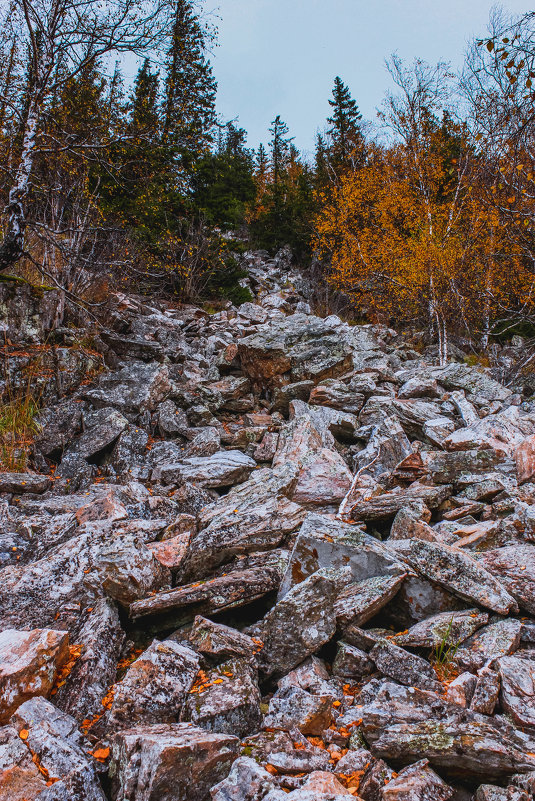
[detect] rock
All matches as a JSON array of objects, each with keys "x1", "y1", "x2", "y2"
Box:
[
  {"x1": 470, "y1": 665, "x2": 501, "y2": 715},
  {"x1": 10, "y1": 696, "x2": 107, "y2": 800},
  {"x1": 399, "y1": 377, "x2": 441, "y2": 399},
  {"x1": 67, "y1": 407, "x2": 128, "y2": 460},
  {"x1": 430, "y1": 363, "x2": 512, "y2": 402},
  {"x1": 240, "y1": 729, "x2": 331, "y2": 775},
  {"x1": 147, "y1": 531, "x2": 192, "y2": 570},
  {"x1": 394, "y1": 610, "x2": 489, "y2": 649},
  {"x1": 179, "y1": 467, "x2": 305, "y2": 580},
  {"x1": 83, "y1": 362, "x2": 171, "y2": 415},
  {"x1": 271, "y1": 381, "x2": 315, "y2": 415},
  {"x1": 359, "y1": 681, "x2": 535, "y2": 781},
  {"x1": 278, "y1": 513, "x2": 406, "y2": 601},
  {"x1": 498, "y1": 655, "x2": 535, "y2": 730},
  {"x1": 130, "y1": 555, "x2": 286, "y2": 624},
  {"x1": 0, "y1": 722, "x2": 49, "y2": 800},
  {"x1": 263, "y1": 685, "x2": 332, "y2": 735},
  {"x1": 369, "y1": 639, "x2": 443, "y2": 692},
  {"x1": 238, "y1": 314, "x2": 354, "y2": 388},
  {"x1": 54, "y1": 599, "x2": 125, "y2": 722},
  {"x1": 0, "y1": 472, "x2": 51, "y2": 494},
  {"x1": 475, "y1": 786, "x2": 530, "y2": 800},
  {"x1": 184, "y1": 657, "x2": 261, "y2": 738},
  {"x1": 309, "y1": 381, "x2": 365, "y2": 414},
  {"x1": 188, "y1": 616, "x2": 258, "y2": 659},
  {"x1": 382, "y1": 759, "x2": 455, "y2": 800},
  {"x1": 356, "y1": 757, "x2": 395, "y2": 800},
  {"x1": 33, "y1": 399, "x2": 84, "y2": 459},
  {"x1": 444, "y1": 406, "x2": 535, "y2": 456},
  {"x1": 104, "y1": 640, "x2": 199, "y2": 731},
  {"x1": 0, "y1": 281, "x2": 64, "y2": 344},
  {"x1": 388, "y1": 539, "x2": 518, "y2": 615},
  {"x1": 109, "y1": 723, "x2": 239, "y2": 801},
  {"x1": 154, "y1": 450, "x2": 256, "y2": 489},
  {"x1": 478, "y1": 546, "x2": 535, "y2": 615},
  {"x1": 185, "y1": 427, "x2": 222, "y2": 458},
  {"x1": 352, "y1": 416, "x2": 413, "y2": 480},
  {"x1": 210, "y1": 757, "x2": 276, "y2": 801},
  {"x1": 347, "y1": 484, "x2": 452, "y2": 524},
  {"x1": 277, "y1": 656, "x2": 335, "y2": 696},
  {"x1": 256, "y1": 568, "x2": 341, "y2": 677},
  {"x1": 110, "y1": 424, "x2": 150, "y2": 475},
  {"x1": 445, "y1": 672, "x2": 477, "y2": 707},
  {"x1": 422, "y1": 417, "x2": 457, "y2": 446},
  {"x1": 0, "y1": 628, "x2": 69, "y2": 722},
  {"x1": 284, "y1": 771, "x2": 355, "y2": 800},
  {"x1": 515, "y1": 434, "x2": 535, "y2": 484},
  {"x1": 454, "y1": 619, "x2": 522, "y2": 672},
  {"x1": 157, "y1": 399, "x2": 190, "y2": 438},
  {"x1": 332, "y1": 642, "x2": 375, "y2": 680},
  {"x1": 335, "y1": 574, "x2": 406, "y2": 628},
  {"x1": 272, "y1": 404, "x2": 353, "y2": 508}
]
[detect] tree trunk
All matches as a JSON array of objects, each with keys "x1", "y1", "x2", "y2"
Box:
[{"x1": 0, "y1": 97, "x2": 40, "y2": 272}]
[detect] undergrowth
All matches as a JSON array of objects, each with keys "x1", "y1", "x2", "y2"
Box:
[{"x1": 0, "y1": 390, "x2": 41, "y2": 471}]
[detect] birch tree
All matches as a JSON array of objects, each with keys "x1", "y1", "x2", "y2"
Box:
[{"x1": 0, "y1": 0, "x2": 172, "y2": 274}]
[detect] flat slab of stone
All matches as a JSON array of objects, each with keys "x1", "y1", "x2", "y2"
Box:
[
  {"x1": 0, "y1": 628, "x2": 69, "y2": 722},
  {"x1": 389, "y1": 539, "x2": 518, "y2": 615},
  {"x1": 0, "y1": 472, "x2": 51, "y2": 494},
  {"x1": 478, "y1": 545, "x2": 535, "y2": 615},
  {"x1": 110, "y1": 723, "x2": 239, "y2": 801},
  {"x1": 335, "y1": 574, "x2": 406, "y2": 628},
  {"x1": 394, "y1": 610, "x2": 489, "y2": 649},
  {"x1": 347, "y1": 485, "x2": 452, "y2": 523},
  {"x1": 370, "y1": 639, "x2": 443, "y2": 692},
  {"x1": 454, "y1": 619, "x2": 522, "y2": 672},
  {"x1": 498, "y1": 655, "x2": 535, "y2": 730}
]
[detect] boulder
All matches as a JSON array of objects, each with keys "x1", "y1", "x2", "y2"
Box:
[
  {"x1": 109, "y1": 723, "x2": 239, "y2": 801},
  {"x1": 498, "y1": 656, "x2": 535, "y2": 730},
  {"x1": 370, "y1": 640, "x2": 443, "y2": 693},
  {"x1": 0, "y1": 628, "x2": 69, "y2": 722},
  {"x1": 83, "y1": 362, "x2": 171, "y2": 414},
  {"x1": 263, "y1": 685, "x2": 332, "y2": 735},
  {"x1": 188, "y1": 616, "x2": 258, "y2": 660},
  {"x1": 210, "y1": 757, "x2": 276, "y2": 801},
  {"x1": 478, "y1": 546, "x2": 535, "y2": 615},
  {"x1": 0, "y1": 472, "x2": 51, "y2": 495},
  {"x1": 382, "y1": 759, "x2": 454, "y2": 800},
  {"x1": 154, "y1": 450, "x2": 257, "y2": 489},
  {"x1": 454, "y1": 619, "x2": 522, "y2": 672},
  {"x1": 183, "y1": 657, "x2": 262, "y2": 737},
  {"x1": 394, "y1": 610, "x2": 489, "y2": 649},
  {"x1": 389, "y1": 539, "x2": 518, "y2": 615},
  {"x1": 104, "y1": 640, "x2": 199, "y2": 731}
]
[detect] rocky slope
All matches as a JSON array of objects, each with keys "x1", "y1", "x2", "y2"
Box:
[{"x1": 2, "y1": 251, "x2": 535, "y2": 800}]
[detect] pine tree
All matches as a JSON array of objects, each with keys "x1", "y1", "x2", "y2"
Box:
[
  {"x1": 327, "y1": 76, "x2": 365, "y2": 172},
  {"x1": 269, "y1": 114, "x2": 293, "y2": 197},
  {"x1": 162, "y1": 0, "x2": 217, "y2": 167},
  {"x1": 131, "y1": 58, "x2": 160, "y2": 137}
]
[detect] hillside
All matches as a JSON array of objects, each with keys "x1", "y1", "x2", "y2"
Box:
[{"x1": 0, "y1": 251, "x2": 535, "y2": 800}]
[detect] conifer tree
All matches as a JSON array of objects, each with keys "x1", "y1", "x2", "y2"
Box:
[
  {"x1": 162, "y1": 0, "x2": 217, "y2": 168},
  {"x1": 327, "y1": 76, "x2": 365, "y2": 173}
]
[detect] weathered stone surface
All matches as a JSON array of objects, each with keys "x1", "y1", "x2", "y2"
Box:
[
  {"x1": 104, "y1": 640, "x2": 199, "y2": 731},
  {"x1": 335, "y1": 574, "x2": 406, "y2": 628},
  {"x1": 0, "y1": 472, "x2": 51, "y2": 494},
  {"x1": 109, "y1": 723, "x2": 239, "y2": 801},
  {"x1": 155, "y1": 450, "x2": 257, "y2": 489},
  {"x1": 475, "y1": 786, "x2": 529, "y2": 801},
  {"x1": 10, "y1": 696, "x2": 107, "y2": 801},
  {"x1": 358, "y1": 681, "x2": 535, "y2": 781},
  {"x1": 430, "y1": 363, "x2": 512, "y2": 402},
  {"x1": 445, "y1": 672, "x2": 477, "y2": 708},
  {"x1": 184, "y1": 658, "x2": 261, "y2": 738},
  {"x1": 130, "y1": 556, "x2": 286, "y2": 623},
  {"x1": 256, "y1": 568, "x2": 341, "y2": 677},
  {"x1": 240, "y1": 729, "x2": 331, "y2": 775},
  {"x1": 189, "y1": 616, "x2": 258, "y2": 659},
  {"x1": 309, "y1": 381, "x2": 365, "y2": 414},
  {"x1": 54, "y1": 599, "x2": 124, "y2": 722},
  {"x1": 347, "y1": 484, "x2": 452, "y2": 523},
  {"x1": 0, "y1": 628, "x2": 69, "y2": 722},
  {"x1": 498, "y1": 656, "x2": 535, "y2": 730},
  {"x1": 283, "y1": 771, "x2": 355, "y2": 800},
  {"x1": 388, "y1": 539, "x2": 518, "y2": 615},
  {"x1": 332, "y1": 641, "x2": 375, "y2": 680},
  {"x1": 0, "y1": 722, "x2": 48, "y2": 800},
  {"x1": 278, "y1": 513, "x2": 405, "y2": 600},
  {"x1": 382, "y1": 759, "x2": 454, "y2": 800},
  {"x1": 352, "y1": 416, "x2": 413, "y2": 480},
  {"x1": 399, "y1": 377, "x2": 441, "y2": 399},
  {"x1": 478, "y1": 545, "x2": 535, "y2": 615},
  {"x1": 263, "y1": 685, "x2": 332, "y2": 735},
  {"x1": 370, "y1": 640, "x2": 443, "y2": 692},
  {"x1": 83, "y1": 362, "x2": 171, "y2": 414},
  {"x1": 68, "y1": 407, "x2": 129, "y2": 459},
  {"x1": 272, "y1": 404, "x2": 353, "y2": 508},
  {"x1": 157, "y1": 399, "x2": 190, "y2": 438},
  {"x1": 470, "y1": 665, "x2": 501, "y2": 715},
  {"x1": 454, "y1": 619, "x2": 522, "y2": 672},
  {"x1": 210, "y1": 757, "x2": 276, "y2": 801},
  {"x1": 444, "y1": 406, "x2": 535, "y2": 456},
  {"x1": 394, "y1": 610, "x2": 489, "y2": 649},
  {"x1": 180, "y1": 467, "x2": 306, "y2": 580},
  {"x1": 238, "y1": 314, "x2": 354, "y2": 388}
]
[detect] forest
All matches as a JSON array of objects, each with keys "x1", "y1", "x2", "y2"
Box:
[{"x1": 0, "y1": 0, "x2": 535, "y2": 357}]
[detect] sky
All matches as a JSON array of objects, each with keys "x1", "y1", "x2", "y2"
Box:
[{"x1": 211, "y1": 0, "x2": 532, "y2": 155}]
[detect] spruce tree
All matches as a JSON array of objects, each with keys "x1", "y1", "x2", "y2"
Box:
[
  {"x1": 162, "y1": 0, "x2": 217, "y2": 168},
  {"x1": 327, "y1": 76, "x2": 365, "y2": 172}
]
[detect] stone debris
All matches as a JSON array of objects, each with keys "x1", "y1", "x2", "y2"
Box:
[{"x1": 3, "y1": 249, "x2": 535, "y2": 799}]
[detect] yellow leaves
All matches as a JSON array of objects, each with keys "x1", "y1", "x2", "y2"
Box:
[
  {"x1": 91, "y1": 747, "x2": 110, "y2": 762},
  {"x1": 19, "y1": 729, "x2": 29, "y2": 740}
]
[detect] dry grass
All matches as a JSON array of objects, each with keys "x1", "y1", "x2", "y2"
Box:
[{"x1": 0, "y1": 390, "x2": 41, "y2": 471}]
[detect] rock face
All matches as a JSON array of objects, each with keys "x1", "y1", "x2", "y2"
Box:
[{"x1": 4, "y1": 249, "x2": 535, "y2": 800}]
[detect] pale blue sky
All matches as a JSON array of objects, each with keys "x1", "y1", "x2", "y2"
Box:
[{"x1": 211, "y1": 0, "x2": 531, "y2": 154}]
